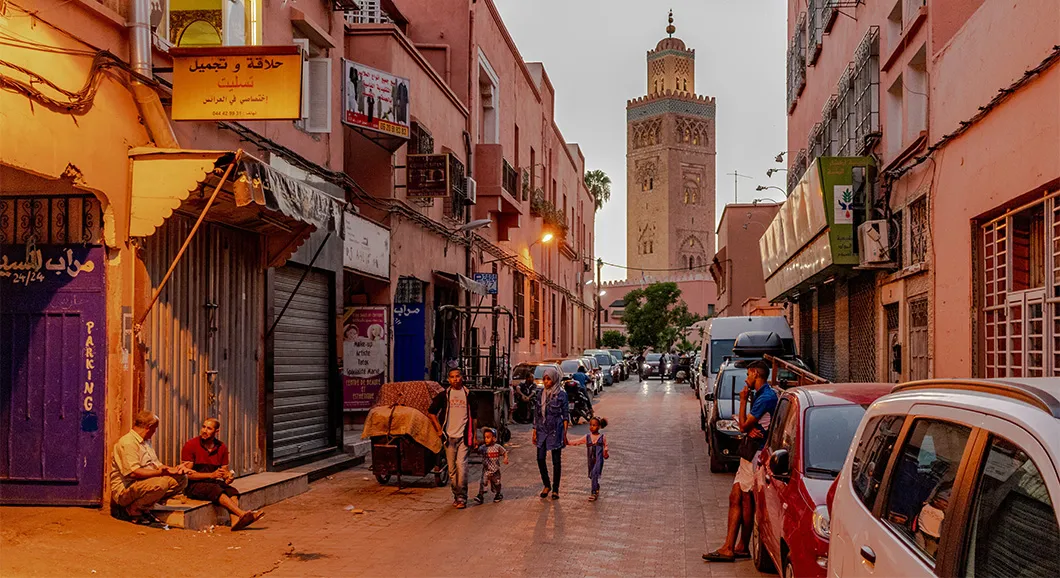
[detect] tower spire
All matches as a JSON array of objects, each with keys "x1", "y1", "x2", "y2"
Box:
[{"x1": 667, "y1": 10, "x2": 675, "y2": 37}]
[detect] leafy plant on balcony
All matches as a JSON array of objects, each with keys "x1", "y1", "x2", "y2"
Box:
[{"x1": 530, "y1": 190, "x2": 568, "y2": 238}]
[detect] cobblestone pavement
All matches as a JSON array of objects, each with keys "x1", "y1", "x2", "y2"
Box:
[{"x1": 1, "y1": 379, "x2": 768, "y2": 578}]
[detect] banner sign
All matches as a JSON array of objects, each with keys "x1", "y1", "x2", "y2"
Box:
[
  {"x1": 407, "y1": 153, "x2": 453, "y2": 198},
  {"x1": 342, "y1": 59, "x2": 410, "y2": 138},
  {"x1": 343, "y1": 212, "x2": 390, "y2": 280},
  {"x1": 171, "y1": 46, "x2": 302, "y2": 121},
  {"x1": 473, "y1": 272, "x2": 498, "y2": 295},
  {"x1": 343, "y1": 306, "x2": 389, "y2": 411}
]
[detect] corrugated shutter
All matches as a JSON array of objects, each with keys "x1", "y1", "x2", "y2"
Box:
[
  {"x1": 799, "y1": 293, "x2": 814, "y2": 360},
  {"x1": 144, "y1": 216, "x2": 263, "y2": 476},
  {"x1": 817, "y1": 283, "x2": 836, "y2": 381},
  {"x1": 848, "y1": 274, "x2": 878, "y2": 382},
  {"x1": 271, "y1": 266, "x2": 332, "y2": 464}
]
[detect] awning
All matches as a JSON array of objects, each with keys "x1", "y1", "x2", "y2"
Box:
[
  {"x1": 129, "y1": 148, "x2": 345, "y2": 266},
  {"x1": 432, "y1": 270, "x2": 489, "y2": 296}
]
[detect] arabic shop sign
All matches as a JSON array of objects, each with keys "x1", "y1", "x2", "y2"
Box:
[
  {"x1": 407, "y1": 153, "x2": 454, "y2": 198},
  {"x1": 0, "y1": 242, "x2": 98, "y2": 287},
  {"x1": 342, "y1": 60, "x2": 411, "y2": 138},
  {"x1": 171, "y1": 46, "x2": 302, "y2": 121}
]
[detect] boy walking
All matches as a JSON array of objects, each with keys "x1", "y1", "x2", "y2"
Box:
[{"x1": 473, "y1": 428, "x2": 509, "y2": 504}]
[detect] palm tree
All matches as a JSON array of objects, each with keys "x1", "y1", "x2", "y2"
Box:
[{"x1": 584, "y1": 169, "x2": 612, "y2": 211}]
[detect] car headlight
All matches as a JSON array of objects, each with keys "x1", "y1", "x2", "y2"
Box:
[
  {"x1": 715, "y1": 419, "x2": 740, "y2": 432},
  {"x1": 812, "y1": 504, "x2": 830, "y2": 539}
]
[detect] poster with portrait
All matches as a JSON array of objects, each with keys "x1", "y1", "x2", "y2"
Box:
[
  {"x1": 343, "y1": 306, "x2": 389, "y2": 411},
  {"x1": 341, "y1": 59, "x2": 410, "y2": 138}
]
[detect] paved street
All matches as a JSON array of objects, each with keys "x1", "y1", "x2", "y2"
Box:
[{"x1": 2, "y1": 379, "x2": 766, "y2": 578}]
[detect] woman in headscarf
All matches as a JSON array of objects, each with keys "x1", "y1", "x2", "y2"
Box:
[{"x1": 532, "y1": 366, "x2": 569, "y2": 499}]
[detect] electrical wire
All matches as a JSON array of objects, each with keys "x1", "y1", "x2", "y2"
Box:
[
  {"x1": 0, "y1": 52, "x2": 124, "y2": 114},
  {"x1": 600, "y1": 260, "x2": 711, "y2": 273}
]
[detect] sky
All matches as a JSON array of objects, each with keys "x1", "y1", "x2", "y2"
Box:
[{"x1": 493, "y1": 0, "x2": 788, "y2": 281}]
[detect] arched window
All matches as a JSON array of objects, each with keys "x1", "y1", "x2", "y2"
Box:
[
  {"x1": 649, "y1": 241, "x2": 654, "y2": 254},
  {"x1": 684, "y1": 191, "x2": 689, "y2": 204},
  {"x1": 683, "y1": 79, "x2": 688, "y2": 91},
  {"x1": 649, "y1": 177, "x2": 654, "y2": 190}
]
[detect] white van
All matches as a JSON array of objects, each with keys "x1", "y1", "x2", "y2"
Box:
[{"x1": 697, "y1": 316, "x2": 795, "y2": 430}]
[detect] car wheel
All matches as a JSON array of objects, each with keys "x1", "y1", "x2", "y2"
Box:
[
  {"x1": 751, "y1": 517, "x2": 777, "y2": 573},
  {"x1": 699, "y1": 409, "x2": 707, "y2": 431},
  {"x1": 708, "y1": 435, "x2": 727, "y2": 473}
]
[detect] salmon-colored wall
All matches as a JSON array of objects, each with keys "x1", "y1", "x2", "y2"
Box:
[{"x1": 716, "y1": 203, "x2": 779, "y2": 316}]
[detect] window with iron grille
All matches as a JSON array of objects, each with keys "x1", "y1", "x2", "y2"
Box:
[
  {"x1": 809, "y1": 122, "x2": 825, "y2": 162},
  {"x1": 823, "y1": 96, "x2": 839, "y2": 155},
  {"x1": 0, "y1": 195, "x2": 104, "y2": 244},
  {"x1": 513, "y1": 271, "x2": 526, "y2": 339},
  {"x1": 530, "y1": 279, "x2": 541, "y2": 341},
  {"x1": 853, "y1": 27, "x2": 881, "y2": 153},
  {"x1": 910, "y1": 195, "x2": 928, "y2": 265},
  {"x1": 909, "y1": 297, "x2": 930, "y2": 380},
  {"x1": 808, "y1": 0, "x2": 824, "y2": 64},
  {"x1": 786, "y1": 13, "x2": 807, "y2": 114},
  {"x1": 409, "y1": 122, "x2": 434, "y2": 155},
  {"x1": 503, "y1": 159, "x2": 518, "y2": 197},
  {"x1": 395, "y1": 277, "x2": 425, "y2": 304},
  {"x1": 836, "y1": 65, "x2": 856, "y2": 155},
  {"x1": 443, "y1": 154, "x2": 466, "y2": 221}
]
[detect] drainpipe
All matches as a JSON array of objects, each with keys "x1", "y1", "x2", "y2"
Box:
[{"x1": 129, "y1": 0, "x2": 179, "y2": 149}]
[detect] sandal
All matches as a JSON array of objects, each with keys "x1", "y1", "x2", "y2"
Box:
[{"x1": 702, "y1": 550, "x2": 736, "y2": 563}]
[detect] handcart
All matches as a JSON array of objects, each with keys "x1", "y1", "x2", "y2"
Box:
[
  {"x1": 434, "y1": 304, "x2": 515, "y2": 443},
  {"x1": 362, "y1": 381, "x2": 449, "y2": 488}
]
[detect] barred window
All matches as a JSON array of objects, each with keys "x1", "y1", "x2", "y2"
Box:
[
  {"x1": 530, "y1": 279, "x2": 541, "y2": 341},
  {"x1": 853, "y1": 27, "x2": 881, "y2": 153},
  {"x1": 786, "y1": 13, "x2": 807, "y2": 114},
  {"x1": 909, "y1": 297, "x2": 930, "y2": 380},
  {"x1": 823, "y1": 95, "x2": 839, "y2": 156},
  {"x1": 443, "y1": 154, "x2": 466, "y2": 222},
  {"x1": 788, "y1": 149, "x2": 808, "y2": 194},
  {"x1": 513, "y1": 271, "x2": 526, "y2": 339},
  {"x1": 808, "y1": 0, "x2": 825, "y2": 64},
  {"x1": 409, "y1": 121, "x2": 434, "y2": 155},
  {"x1": 809, "y1": 122, "x2": 825, "y2": 162},
  {"x1": 836, "y1": 65, "x2": 856, "y2": 155},
  {"x1": 910, "y1": 196, "x2": 928, "y2": 265}
]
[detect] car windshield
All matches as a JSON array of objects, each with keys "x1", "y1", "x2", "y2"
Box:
[
  {"x1": 717, "y1": 368, "x2": 748, "y2": 399},
  {"x1": 593, "y1": 353, "x2": 612, "y2": 366},
  {"x1": 609, "y1": 350, "x2": 623, "y2": 360},
  {"x1": 646, "y1": 353, "x2": 662, "y2": 361},
  {"x1": 512, "y1": 365, "x2": 554, "y2": 380},
  {"x1": 710, "y1": 339, "x2": 736, "y2": 373},
  {"x1": 560, "y1": 360, "x2": 582, "y2": 373},
  {"x1": 804, "y1": 405, "x2": 867, "y2": 477}
]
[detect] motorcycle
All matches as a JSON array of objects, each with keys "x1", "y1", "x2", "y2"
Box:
[{"x1": 563, "y1": 381, "x2": 594, "y2": 425}]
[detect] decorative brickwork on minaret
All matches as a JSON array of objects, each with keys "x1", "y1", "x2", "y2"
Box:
[{"x1": 626, "y1": 12, "x2": 717, "y2": 276}]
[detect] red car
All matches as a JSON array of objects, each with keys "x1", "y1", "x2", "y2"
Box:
[{"x1": 750, "y1": 383, "x2": 892, "y2": 578}]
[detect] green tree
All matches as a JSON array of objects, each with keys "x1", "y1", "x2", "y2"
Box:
[
  {"x1": 600, "y1": 330, "x2": 627, "y2": 349},
  {"x1": 621, "y1": 282, "x2": 703, "y2": 351},
  {"x1": 584, "y1": 169, "x2": 612, "y2": 211}
]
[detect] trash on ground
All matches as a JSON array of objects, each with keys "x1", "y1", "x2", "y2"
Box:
[{"x1": 344, "y1": 505, "x2": 355, "y2": 511}]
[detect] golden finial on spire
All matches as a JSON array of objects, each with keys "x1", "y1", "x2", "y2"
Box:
[{"x1": 666, "y1": 9, "x2": 676, "y2": 37}]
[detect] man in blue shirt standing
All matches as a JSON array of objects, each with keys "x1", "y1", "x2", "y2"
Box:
[{"x1": 704, "y1": 360, "x2": 778, "y2": 563}]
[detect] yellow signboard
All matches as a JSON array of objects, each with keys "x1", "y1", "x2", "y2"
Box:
[{"x1": 171, "y1": 46, "x2": 303, "y2": 121}]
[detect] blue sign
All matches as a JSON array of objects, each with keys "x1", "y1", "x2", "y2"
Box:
[{"x1": 473, "y1": 272, "x2": 498, "y2": 295}]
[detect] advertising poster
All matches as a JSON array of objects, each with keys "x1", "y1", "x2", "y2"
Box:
[
  {"x1": 342, "y1": 59, "x2": 411, "y2": 138},
  {"x1": 343, "y1": 306, "x2": 389, "y2": 411}
]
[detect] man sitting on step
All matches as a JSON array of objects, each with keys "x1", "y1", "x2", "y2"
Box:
[
  {"x1": 110, "y1": 410, "x2": 191, "y2": 525},
  {"x1": 181, "y1": 417, "x2": 264, "y2": 531}
]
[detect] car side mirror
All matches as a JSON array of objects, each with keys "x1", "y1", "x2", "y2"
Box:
[{"x1": 769, "y1": 449, "x2": 791, "y2": 479}]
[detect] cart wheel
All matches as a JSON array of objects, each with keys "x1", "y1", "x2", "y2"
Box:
[
  {"x1": 375, "y1": 474, "x2": 391, "y2": 484},
  {"x1": 499, "y1": 425, "x2": 512, "y2": 444}
]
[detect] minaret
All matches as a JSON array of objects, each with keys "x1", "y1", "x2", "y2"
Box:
[{"x1": 626, "y1": 11, "x2": 717, "y2": 275}]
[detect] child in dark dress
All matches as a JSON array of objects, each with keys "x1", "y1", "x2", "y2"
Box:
[{"x1": 567, "y1": 416, "x2": 609, "y2": 501}]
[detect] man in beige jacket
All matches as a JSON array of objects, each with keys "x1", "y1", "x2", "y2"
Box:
[{"x1": 110, "y1": 410, "x2": 190, "y2": 524}]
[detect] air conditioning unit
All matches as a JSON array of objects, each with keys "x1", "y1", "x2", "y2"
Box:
[
  {"x1": 465, "y1": 176, "x2": 477, "y2": 205},
  {"x1": 857, "y1": 220, "x2": 894, "y2": 267}
]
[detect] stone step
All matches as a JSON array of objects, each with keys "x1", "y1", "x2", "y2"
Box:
[
  {"x1": 151, "y1": 471, "x2": 308, "y2": 531},
  {"x1": 286, "y1": 452, "x2": 363, "y2": 482}
]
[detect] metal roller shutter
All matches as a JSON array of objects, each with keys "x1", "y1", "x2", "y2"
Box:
[
  {"x1": 817, "y1": 283, "x2": 836, "y2": 381},
  {"x1": 848, "y1": 274, "x2": 878, "y2": 382},
  {"x1": 271, "y1": 266, "x2": 332, "y2": 465}
]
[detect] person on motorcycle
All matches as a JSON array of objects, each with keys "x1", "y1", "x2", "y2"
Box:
[{"x1": 572, "y1": 365, "x2": 590, "y2": 397}]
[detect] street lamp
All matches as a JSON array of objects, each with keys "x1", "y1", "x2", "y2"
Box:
[
  {"x1": 752, "y1": 197, "x2": 779, "y2": 205},
  {"x1": 766, "y1": 168, "x2": 787, "y2": 178},
  {"x1": 480, "y1": 231, "x2": 555, "y2": 265},
  {"x1": 756, "y1": 185, "x2": 787, "y2": 196}
]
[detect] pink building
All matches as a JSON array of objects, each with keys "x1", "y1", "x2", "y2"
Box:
[
  {"x1": 601, "y1": 273, "x2": 717, "y2": 339},
  {"x1": 344, "y1": 0, "x2": 596, "y2": 384},
  {"x1": 770, "y1": 0, "x2": 1059, "y2": 381},
  {"x1": 711, "y1": 202, "x2": 780, "y2": 317}
]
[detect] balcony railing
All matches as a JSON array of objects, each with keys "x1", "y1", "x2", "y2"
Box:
[
  {"x1": 502, "y1": 160, "x2": 518, "y2": 198},
  {"x1": 344, "y1": 0, "x2": 393, "y2": 25},
  {"x1": 94, "y1": 0, "x2": 128, "y2": 17}
]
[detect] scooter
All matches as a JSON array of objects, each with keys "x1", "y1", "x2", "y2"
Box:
[{"x1": 563, "y1": 381, "x2": 595, "y2": 425}]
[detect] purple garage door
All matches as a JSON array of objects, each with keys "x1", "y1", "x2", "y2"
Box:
[{"x1": 0, "y1": 244, "x2": 106, "y2": 505}]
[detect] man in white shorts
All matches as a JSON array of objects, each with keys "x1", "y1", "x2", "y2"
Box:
[{"x1": 703, "y1": 360, "x2": 777, "y2": 563}]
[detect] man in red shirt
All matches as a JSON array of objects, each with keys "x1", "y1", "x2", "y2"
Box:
[{"x1": 181, "y1": 418, "x2": 264, "y2": 531}]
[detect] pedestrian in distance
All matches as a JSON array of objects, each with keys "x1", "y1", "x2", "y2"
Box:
[
  {"x1": 180, "y1": 418, "x2": 264, "y2": 531},
  {"x1": 473, "y1": 428, "x2": 509, "y2": 504},
  {"x1": 110, "y1": 410, "x2": 191, "y2": 525},
  {"x1": 703, "y1": 360, "x2": 778, "y2": 563},
  {"x1": 572, "y1": 364, "x2": 590, "y2": 396},
  {"x1": 532, "y1": 366, "x2": 569, "y2": 500},
  {"x1": 513, "y1": 373, "x2": 537, "y2": 424},
  {"x1": 429, "y1": 368, "x2": 477, "y2": 509},
  {"x1": 566, "y1": 416, "x2": 610, "y2": 501},
  {"x1": 636, "y1": 351, "x2": 646, "y2": 382}
]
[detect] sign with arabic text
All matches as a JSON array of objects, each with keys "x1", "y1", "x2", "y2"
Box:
[
  {"x1": 342, "y1": 60, "x2": 410, "y2": 138},
  {"x1": 407, "y1": 154, "x2": 453, "y2": 198},
  {"x1": 171, "y1": 46, "x2": 302, "y2": 121},
  {"x1": 343, "y1": 212, "x2": 390, "y2": 280},
  {"x1": 0, "y1": 242, "x2": 99, "y2": 288},
  {"x1": 343, "y1": 306, "x2": 389, "y2": 411}
]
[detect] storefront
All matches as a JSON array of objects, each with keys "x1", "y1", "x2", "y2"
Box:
[
  {"x1": 129, "y1": 149, "x2": 344, "y2": 475},
  {"x1": 0, "y1": 194, "x2": 107, "y2": 505}
]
